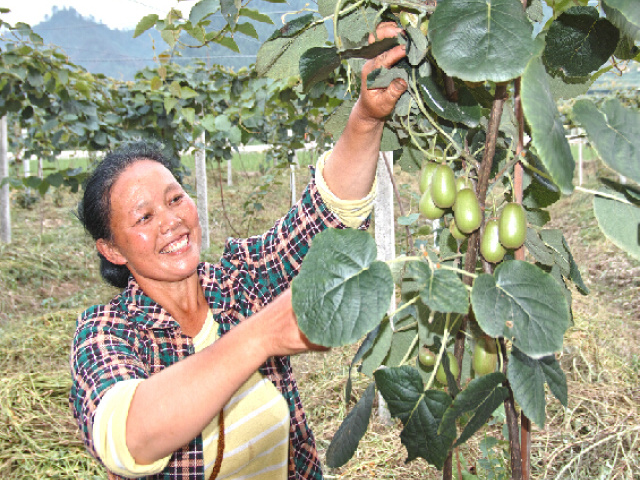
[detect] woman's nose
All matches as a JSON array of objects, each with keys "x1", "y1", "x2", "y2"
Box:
[{"x1": 159, "y1": 210, "x2": 181, "y2": 233}]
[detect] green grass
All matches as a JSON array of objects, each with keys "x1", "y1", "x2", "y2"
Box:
[{"x1": 1, "y1": 148, "x2": 639, "y2": 479}]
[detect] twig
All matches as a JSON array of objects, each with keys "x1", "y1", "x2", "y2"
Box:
[
  {"x1": 514, "y1": 76, "x2": 530, "y2": 480},
  {"x1": 575, "y1": 186, "x2": 635, "y2": 205}
]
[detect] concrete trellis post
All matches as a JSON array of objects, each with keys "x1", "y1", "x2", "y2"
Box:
[
  {"x1": 227, "y1": 158, "x2": 233, "y2": 187},
  {"x1": 290, "y1": 150, "x2": 301, "y2": 207},
  {"x1": 0, "y1": 116, "x2": 10, "y2": 244},
  {"x1": 195, "y1": 132, "x2": 210, "y2": 251},
  {"x1": 374, "y1": 151, "x2": 396, "y2": 424}
]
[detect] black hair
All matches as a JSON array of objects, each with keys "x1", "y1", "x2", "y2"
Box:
[{"x1": 77, "y1": 141, "x2": 174, "y2": 288}]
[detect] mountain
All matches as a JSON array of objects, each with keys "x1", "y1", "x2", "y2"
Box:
[{"x1": 32, "y1": 3, "x2": 310, "y2": 80}]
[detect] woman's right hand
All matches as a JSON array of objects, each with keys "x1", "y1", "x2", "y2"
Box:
[{"x1": 251, "y1": 288, "x2": 329, "y2": 358}]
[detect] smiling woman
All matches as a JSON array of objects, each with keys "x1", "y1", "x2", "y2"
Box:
[{"x1": 68, "y1": 21, "x2": 408, "y2": 480}]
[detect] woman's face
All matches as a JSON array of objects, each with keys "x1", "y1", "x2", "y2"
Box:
[{"x1": 98, "y1": 159, "x2": 202, "y2": 286}]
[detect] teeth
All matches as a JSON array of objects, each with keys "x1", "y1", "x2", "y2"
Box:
[{"x1": 161, "y1": 236, "x2": 188, "y2": 254}]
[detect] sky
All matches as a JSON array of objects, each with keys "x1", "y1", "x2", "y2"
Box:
[{"x1": 2, "y1": 0, "x2": 187, "y2": 30}]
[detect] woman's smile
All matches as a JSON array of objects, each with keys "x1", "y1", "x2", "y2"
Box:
[{"x1": 160, "y1": 234, "x2": 190, "y2": 254}]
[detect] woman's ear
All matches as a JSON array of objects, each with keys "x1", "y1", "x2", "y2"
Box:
[{"x1": 96, "y1": 238, "x2": 127, "y2": 265}]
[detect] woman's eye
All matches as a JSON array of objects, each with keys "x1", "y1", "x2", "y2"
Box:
[
  {"x1": 136, "y1": 214, "x2": 151, "y2": 224},
  {"x1": 170, "y1": 194, "x2": 184, "y2": 204}
]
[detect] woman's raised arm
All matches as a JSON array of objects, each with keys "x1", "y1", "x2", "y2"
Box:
[{"x1": 323, "y1": 22, "x2": 407, "y2": 201}]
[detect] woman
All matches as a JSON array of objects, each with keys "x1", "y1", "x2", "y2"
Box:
[{"x1": 70, "y1": 23, "x2": 407, "y2": 480}]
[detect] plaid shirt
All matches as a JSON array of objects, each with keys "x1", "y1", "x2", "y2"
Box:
[{"x1": 70, "y1": 175, "x2": 356, "y2": 480}]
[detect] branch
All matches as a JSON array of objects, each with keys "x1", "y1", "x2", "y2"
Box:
[{"x1": 514, "y1": 76, "x2": 530, "y2": 480}]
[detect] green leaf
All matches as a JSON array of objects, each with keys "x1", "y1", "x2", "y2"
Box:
[
  {"x1": 326, "y1": 383, "x2": 375, "y2": 468},
  {"x1": 150, "y1": 76, "x2": 162, "y2": 91},
  {"x1": 607, "y1": 0, "x2": 640, "y2": 32},
  {"x1": 521, "y1": 57, "x2": 575, "y2": 194},
  {"x1": 507, "y1": 347, "x2": 567, "y2": 428},
  {"x1": 317, "y1": 0, "x2": 336, "y2": 17},
  {"x1": 324, "y1": 100, "x2": 354, "y2": 140},
  {"x1": 593, "y1": 185, "x2": 640, "y2": 261},
  {"x1": 547, "y1": 73, "x2": 593, "y2": 101},
  {"x1": 335, "y1": 4, "x2": 378, "y2": 49},
  {"x1": 406, "y1": 25, "x2": 428, "y2": 66},
  {"x1": 602, "y1": 0, "x2": 640, "y2": 41},
  {"x1": 235, "y1": 22, "x2": 259, "y2": 39},
  {"x1": 471, "y1": 260, "x2": 570, "y2": 358},
  {"x1": 346, "y1": 325, "x2": 381, "y2": 398},
  {"x1": 181, "y1": 107, "x2": 196, "y2": 125},
  {"x1": 572, "y1": 98, "x2": 640, "y2": 185},
  {"x1": 189, "y1": 0, "x2": 220, "y2": 25},
  {"x1": 507, "y1": 347, "x2": 547, "y2": 427},
  {"x1": 385, "y1": 329, "x2": 419, "y2": 369},
  {"x1": 239, "y1": 8, "x2": 274, "y2": 25},
  {"x1": 367, "y1": 66, "x2": 408, "y2": 89},
  {"x1": 539, "y1": 354, "x2": 568, "y2": 407},
  {"x1": 56, "y1": 69, "x2": 69, "y2": 86},
  {"x1": 360, "y1": 318, "x2": 393, "y2": 377},
  {"x1": 429, "y1": 0, "x2": 543, "y2": 82},
  {"x1": 256, "y1": 17, "x2": 327, "y2": 80},
  {"x1": 561, "y1": 235, "x2": 589, "y2": 295},
  {"x1": 300, "y1": 47, "x2": 341, "y2": 91},
  {"x1": 164, "y1": 97, "x2": 179, "y2": 114},
  {"x1": 185, "y1": 25, "x2": 206, "y2": 45},
  {"x1": 525, "y1": 228, "x2": 556, "y2": 267},
  {"x1": 214, "y1": 114, "x2": 232, "y2": 132},
  {"x1": 543, "y1": 7, "x2": 619, "y2": 77},
  {"x1": 134, "y1": 14, "x2": 159, "y2": 38},
  {"x1": 45, "y1": 172, "x2": 64, "y2": 188},
  {"x1": 291, "y1": 229, "x2": 394, "y2": 347},
  {"x1": 202, "y1": 114, "x2": 216, "y2": 132},
  {"x1": 536, "y1": 229, "x2": 573, "y2": 278},
  {"x1": 213, "y1": 36, "x2": 239, "y2": 53},
  {"x1": 227, "y1": 125, "x2": 242, "y2": 145},
  {"x1": 180, "y1": 86, "x2": 198, "y2": 99},
  {"x1": 221, "y1": 0, "x2": 241, "y2": 28},
  {"x1": 523, "y1": 176, "x2": 562, "y2": 210},
  {"x1": 374, "y1": 366, "x2": 455, "y2": 469},
  {"x1": 267, "y1": 13, "x2": 316, "y2": 41},
  {"x1": 405, "y1": 261, "x2": 470, "y2": 314},
  {"x1": 418, "y1": 76, "x2": 484, "y2": 128},
  {"x1": 440, "y1": 373, "x2": 509, "y2": 447},
  {"x1": 161, "y1": 29, "x2": 180, "y2": 48}
]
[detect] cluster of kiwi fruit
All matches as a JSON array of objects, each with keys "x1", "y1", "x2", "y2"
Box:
[{"x1": 418, "y1": 161, "x2": 527, "y2": 263}]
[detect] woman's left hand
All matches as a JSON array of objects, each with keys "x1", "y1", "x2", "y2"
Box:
[
  {"x1": 322, "y1": 21, "x2": 408, "y2": 201},
  {"x1": 354, "y1": 22, "x2": 409, "y2": 128}
]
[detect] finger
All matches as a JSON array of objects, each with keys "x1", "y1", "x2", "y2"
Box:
[
  {"x1": 374, "y1": 44, "x2": 407, "y2": 70},
  {"x1": 368, "y1": 22, "x2": 403, "y2": 44},
  {"x1": 362, "y1": 44, "x2": 407, "y2": 79},
  {"x1": 387, "y1": 78, "x2": 408, "y2": 100}
]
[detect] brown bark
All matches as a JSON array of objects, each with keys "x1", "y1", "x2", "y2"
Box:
[{"x1": 501, "y1": 338, "x2": 523, "y2": 480}]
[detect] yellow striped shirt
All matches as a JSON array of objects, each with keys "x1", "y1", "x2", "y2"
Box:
[{"x1": 92, "y1": 310, "x2": 289, "y2": 479}]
